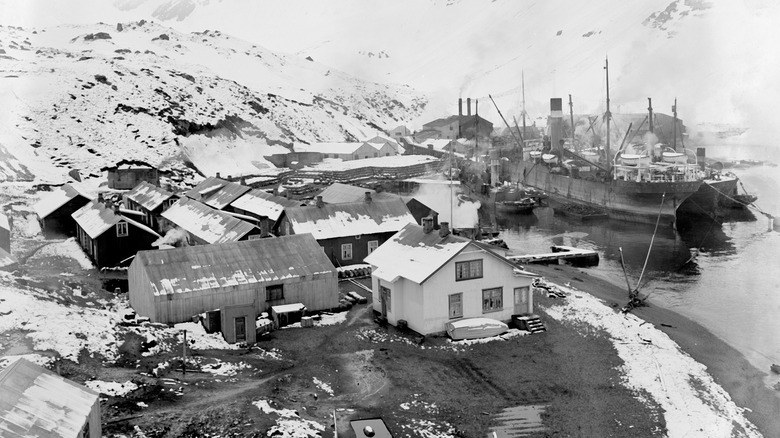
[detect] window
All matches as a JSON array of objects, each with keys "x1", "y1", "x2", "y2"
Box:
[
  {"x1": 266, "y1": 284, "x2": 284, "y2": 301},
  {"x1": 373, "y1": 152, "x2": 378, "y2": 157},
  {"x1": 449, "y1": 293, "x2": 463, "y2": 319},
  {"x1": 248, "y1": 234, "x2": 263, "y2": 240},
  {"x1": 455, "y1": 259, "x2": 483, "y2": 281},
  {"x1": 116, "y1": 221, "x2": 128, "y2": 237},
  {"x1": 386, "y1": 153, "x2": 390, "y2": 156},
  {"x1": 482, "y1": 287, "x2": 503, "y2": 313},
  {"x1": 367, "y1": 240, "x2": 379, "y2": 254},
  {"x1": 341, "y1": 243, "x2": 353, "y2": 260}
]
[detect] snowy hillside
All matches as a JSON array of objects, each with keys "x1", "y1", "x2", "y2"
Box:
[{"x1": 0, "y1": 20, "x2": 426, "y2": 182}]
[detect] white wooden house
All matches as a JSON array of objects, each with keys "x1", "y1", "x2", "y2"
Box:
[{"x1": 364, "y1": 219, "x2": 537, "y2": 335}]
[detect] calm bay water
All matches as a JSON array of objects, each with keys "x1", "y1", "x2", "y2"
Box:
[{"x1": 497, "y1": 143, "x2": 780, "y2": 385}]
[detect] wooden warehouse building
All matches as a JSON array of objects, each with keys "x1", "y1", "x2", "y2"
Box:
[
  {"x1": 128, "y1": 234, "x2": 339, "y2": 331},
  {"x1": 33, "y1": 183, "x2": 93, "y2": 238}
]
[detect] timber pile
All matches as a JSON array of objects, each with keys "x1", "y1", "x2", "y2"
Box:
[
  {"x1": 297, "y1": 160, "x2": 443, "y2": 183},
  {"x1": 553, "y1": 203, "x2": 608, "y2": 220}
]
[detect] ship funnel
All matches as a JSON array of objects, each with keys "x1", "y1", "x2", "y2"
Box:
[{"x1": 550, "y1": 98, "x2": 564, "y2": 160}]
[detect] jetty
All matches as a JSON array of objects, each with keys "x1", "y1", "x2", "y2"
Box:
[{"x1": 507, "y1": 245, "x2": 599, "y2": 266}]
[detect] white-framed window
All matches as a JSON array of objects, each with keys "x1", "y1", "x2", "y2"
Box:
[
  {"x1": 341, "y1": 243, "x2": 353, "y2": 260},
  {"x1": 455, "y1": 259, "x2": 482, "y2": 281},
  {"x1": 116, "y1": 221, "x2": 129, "y2": 237},
  {"x1": 482, "y1": 287, "x2": 503, "y2": 313},
  {"x1": 367, "y1": 240, "x2": 379, "y2": 254},
  {"x1": 449, "y1": 293, "x2": 463, "y2": 319}
]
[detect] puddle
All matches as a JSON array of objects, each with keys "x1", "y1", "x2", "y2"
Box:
[{"x1": 488, "y1": 404, "x2": 547, "y2": 437}]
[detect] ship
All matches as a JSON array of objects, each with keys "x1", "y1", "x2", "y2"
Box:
[{"x1": 513, "y1": 59, "x2": 702, "y2": 227}]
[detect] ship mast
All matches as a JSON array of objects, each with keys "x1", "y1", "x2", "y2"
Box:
[
  {"x1": 672, "y1": 98, "x2": 678, "y2": 152},
  {"x1": 604, "y1": 57, "x2": 612, "y2": 173},
  {"x1": 569, "y1": 94, "x2": 575, "y2": 150},
  {"x1": 521, "y1": 70, "x2": 527, "y2": 139}
]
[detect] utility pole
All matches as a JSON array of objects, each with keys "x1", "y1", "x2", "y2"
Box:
[
  {"x1": 182, "y1": 329, "x2": 187, "y2": 377},
  {"x1": 568, "y1": 94, "x2": 575, "y2": 150}
]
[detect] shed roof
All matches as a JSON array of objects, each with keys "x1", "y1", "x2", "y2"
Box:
[
  {"x1": 33, "y1": 183, "x2": 94, "y2": 218},
  {"x1": 161, "y1": 198, "x2": 258, "y2": 244},
  {"x1": 0, "y1": 212, "x2": 8, "y2": 231},
  {"x1": 184, "y1": 177, "x2": 250, "y2": 210},
  {"x1": 0, "y1": 358, "x2": 98, "y2": 438},
  {"x1": 317, "y1": 183, "x2": 397, "y2": 205},
  {"x1": 285, "y1": 198, "x2": 415, "y2": 240},
  {"x1": 72, "y1": 200, "x2": 160, "y2": 240},
  {"x1": 132, "y1": 234, "x2": 335, "y2": 297},
  {"x1": 293, "y1": 142, "x2": 365, "y2": 155},
  {"x1": 229, "y1": 189, "x2": 302, "y2": 222},
  {"x1": 364, "y1": 223, "x2": 528, "y2": 284},
  {"x1": 124, "y1": 181, "x2": 174, "y2": 211}
]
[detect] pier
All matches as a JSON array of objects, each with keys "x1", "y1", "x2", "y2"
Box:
[{"x1": 507, "y1": 245, "x2": 599, "y2": 266}]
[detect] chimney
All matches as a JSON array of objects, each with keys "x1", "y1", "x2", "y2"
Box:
[
  {"x1": 364, "y1": 191, "x2": 372, "y2": 203},
  {"x1": 439, "y1": 221, "x2": 450, "y2": 238},
  {"x1": 316, "y1": 195, "x2": 324, "y2": 208},
  {"x1": 97, "y1": 192, "x2": 104, "y2": 203},
  {"x1": 431, "y1": 211, "x2": 439, "y2": 229},
  {"x1": 113, "y1": 203, "x2": 120, "y2": 215},
  {"x1": 467, "y1": 98, "x2": 471, "y2": 116},
  {"x1": 458, "y1": 98, "x2": 463, "y2": 117},
  {"x1": 475, "y1": 99, "x2": 478, "y2": 115},
  {"x1": 422, "y1": 216, "x2": 434, "y2": 233},
  {"x1": 216, "y1": 172, "x2": 221, "y2": 179}
]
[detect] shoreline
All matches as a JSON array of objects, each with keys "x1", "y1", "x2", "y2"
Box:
[{"x1": 529, "y1": 263, "x2": 780, "y2": 437}]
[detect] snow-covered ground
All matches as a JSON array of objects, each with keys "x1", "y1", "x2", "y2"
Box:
[{"x1": 542, "y1": 281, "x2": 761, "y2": 438}]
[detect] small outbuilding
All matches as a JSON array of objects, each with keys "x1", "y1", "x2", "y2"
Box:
[
  {"x1": 184, "y1": 176, "x2": 250, "y2": 210},
  {"x1": 33, "y1": 183, "x2": 93, "y2": 238},
  {"x1": 227, "y1": 188, "x2": 303, "y2": 237},
  {"x1": 128, "y1": 234, "x2": 339, "y2": 327},
  {"x1": 123, "y1": 181, "x2": 177, "y2": 233},
  {"x1": 72, "y1": 200, "x2": 161, "y2": 269},
  {"x1": 103, "y1": 160, "x2": 160, "y2": 190},
  {"x1": 0, "y1": 358, "x2": 101, "y2": 437},
  {"x1": 364, "y1": 219, "x2": 537, "y2": 335},
  {"x1": 277, "y1": 196, "x2": 416, "y2": 266}
]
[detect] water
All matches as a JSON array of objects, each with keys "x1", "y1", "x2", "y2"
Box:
[{"x1": 497, "y1": 143, "x2": 780, "y2": 387}]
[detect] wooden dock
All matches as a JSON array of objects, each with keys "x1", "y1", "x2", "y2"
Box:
[{"x1": 507, "y1": 245, "x2": 599, "y2": 266}]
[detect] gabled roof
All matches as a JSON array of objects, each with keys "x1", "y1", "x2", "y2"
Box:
[
  {"x1": 125, "y1": 181, "x2": 175, "y2": 211},
  {"x1": 317, "y1": 183, "x2": 397, "y2": 205},
  {"x1": 33, "y1": 183, "x2": 94, "y2": 218},
  {"x1": 364, "y1": 223, "x2": 530, "y2": 284},
  {"x1": 132, "y1": 234, "x2": 335, "y2": 297},
  {"x1": 0, "y1": 358, "x2": 98, "y2": 438},
  {"x1": 184, "y1": 177, "x2": 250, "y2": 210},
  {"x1": 285, "y1": 198, "x2": 416, "y2": 240},
  {"x1": 423, "y1": 116, "x2": 459, "y2": 128},
  {"x1": 161, "y1": 198, "x2": 258, "y2": 244},
  {"x1": 293, "y1": 142, "x2": 366, "y2": 155},
  {"x1": 420, "y1": 139, "x2": 455, "y2": 152},
  {"x1": 229, "y1": 189, "x2": 302, "y2": 222},
  {"x1": 72, "y1": 200, "x2": 160, "y2": 240}
]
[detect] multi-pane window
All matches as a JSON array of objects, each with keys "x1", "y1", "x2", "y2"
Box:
[
  {"x1": 449, "y1": 293, "x2": 463, "y2": 319},
  {"x1": 482, "y1": 287, "x2": 503, "y2": 313},
  {"x1": 266, "y1": 284, "x2": 284, "y2": 301},
  {"x1": 367, "y1": 240, "x2": 379, "y2": 254},
  {"x1": 341, "y1": 243, "x2": 353, "y2": 260},
  {"x1": 455, "y1": 259, "x2": 482, "y2": 281},
  {"x1": 116, "y1": 221, "x2": 129, "y2": 237}
]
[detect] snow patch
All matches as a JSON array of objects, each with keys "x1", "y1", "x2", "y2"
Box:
[
  {"x1": 34, "y1": 238, "x2": 94, "y2": 270},
  {"x1": 85, "y1": 380, "x2": 139, "y2": 397},
  {"x1": 253, "y1": 400, "x2": 325, "y2": 437}
]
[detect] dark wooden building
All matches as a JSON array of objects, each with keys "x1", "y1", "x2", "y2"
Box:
[
  {"x1": 104, "y1": 160, "x2": 160, "y2": 190},
  {"x1": 33, "y1": 183, "x2": 93, "y2": 238},
  {"x1": 123, "y1": 181, "x2": 177, "y2": 233},
  {"x1": 184, "y1": 176, "x2": 250, "y2": 210},
  {"x1": 160, "y1": 198, "x2": 261, "y2": 245},
  {"x1": 277, "y1": 196, "x2": 416, "y2": 267},
  {"x1": 72, "y1": 200, "x2": 160, "y2": 269},
  {"x1": 227, "y1": 188, "x2": 303, "y2": 237}
]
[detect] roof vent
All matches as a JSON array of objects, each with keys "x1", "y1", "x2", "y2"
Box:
[
  {"x1": 316, "y1": 195, "x2": 324, "y2": 208},
  {"x1": 439, "y1": 221, "x2": 450, "y2": 238},
  {"x1": 364, "y1": 191, "x2": 372, "y2": 203},
  {"x1": 422, "y1": 216, "x2": 434, "y2": 234}
]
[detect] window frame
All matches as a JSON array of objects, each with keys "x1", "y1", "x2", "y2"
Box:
[
  {"x1": 367, "y1": 240, "x2": 379, "y2": 254},
  {"x1": 455, "y1": 259, "x2": 483, "y2": 281},
  {"x1": 266, "y1": 284, "x2": 284, "y2": 302},
  {"x1": 482, "y1": 287, "x2": 503, "y2": 313},
  {"x1": 341, "y1": 243, "x2": 353, "y2": 260},
  {"x1": 116, "y1": 221, "x2": 129, "y2": 237}
]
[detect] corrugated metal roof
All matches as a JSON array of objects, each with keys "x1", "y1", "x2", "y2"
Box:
[
  {"x1": 184, "y1": 177, "x2": 250, "y2": 210},
  {"x1": 124, "y1": 181, "x2": 174, "y2": 211},
  {"x1": 285, "y1": 198, "x2": 416, "y2": 240},
  {"x1": 0, "y1": 358, "x2": 98, "y2": 438},
  {"x1": 72, "y1": 201, "x2": 160, "y2": 240},
  {"x1": 317, "y1": 183, "x2": 397, "y2": 205},
  {"x1": 33, "y1": 183, "x2": 93, "y2": 218},
  {"x1": 133, "y1": 234, "x2": 335, "y2": 297},
  {"x1": 161, "y1": 198, "x2": 258, "y2": 244},
  {"x1": 229, "y1": 189, "x2": 302, "y2": 222}
]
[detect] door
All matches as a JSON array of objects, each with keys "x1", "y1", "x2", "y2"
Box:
[
  {"x1": 380, "y1": 286, "x2": 391, "y2": 318},
  {"x1": 235, "y1": 317, "x2": 246, "y2": 342},
  {"x1": 514, "y1": 286, "x2": 530, "y2": 314}
]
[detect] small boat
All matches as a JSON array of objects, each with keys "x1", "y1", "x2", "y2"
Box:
[
  {"x1": 496, "y1": 197, "x2": 537, "y2": 213},
  {"x1": 619, "y1": 151, "x2": 651, "y2": 166},
  {"x1": 542, "y1": 154, "x2": 558, "y2": 164},
  {"x1": 579, "y1": 148, "x2": 600, "y2": 161},
  {"x1": 529, "y1": 150, "x2": 542, "y2": 162},
  {"x1": 662, "y1": 147, "x2": 687, "y2": 164},
  {"x1": 445, "y1": 318, "x2": 509, "y2": 341}
]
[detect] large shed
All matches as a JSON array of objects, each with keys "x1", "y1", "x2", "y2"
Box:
[
  {"x1": 33, "y1": 183, "x2": 93, "y2": 238},
  {"x1": 160, "y1": 198, "x2": 261, "y2": 245},
  {"x1": 128, "y1": 234, "x2": 338, "y2": 324},
  {"x1": 0, "y1": 358, "x2": 101, "y2": 437}
]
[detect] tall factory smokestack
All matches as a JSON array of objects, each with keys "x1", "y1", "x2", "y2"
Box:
[
  {"x1": 648, "y1": 98, "x2": 654, "y2": 133},
  {"x1": 458, "y1": 98, "x2": 463, "y2": 117},
  {"x1": 467, "y1": 98, "x2": 471, "y2": 116},
  {"x1": 550, "y1": 98, "x2": 563, "y2": 161}
]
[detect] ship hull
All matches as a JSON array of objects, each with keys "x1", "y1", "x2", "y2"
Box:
[
  {"x1": 519, "y1": 161, "x2": 702, "y2": 226},
  {"x1": 677, "y1": 176, "x2": 739, "y2": 217}
]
